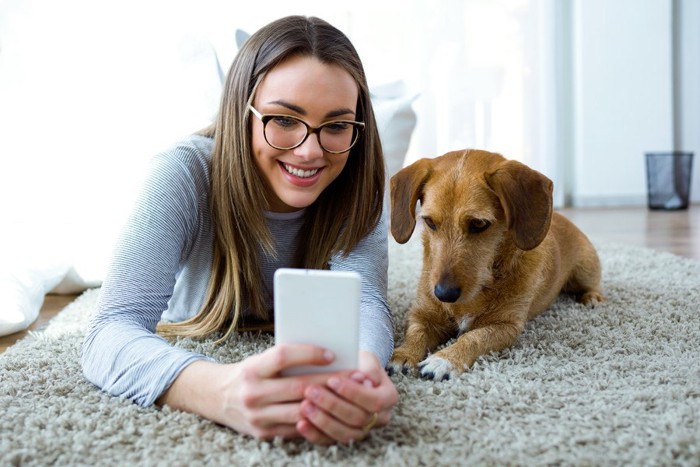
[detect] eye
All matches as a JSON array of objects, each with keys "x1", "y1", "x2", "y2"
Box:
[
  {"x1": 270, "y1": 116, "x2": 301, "y2": 129},
  {"x1": 422, "y1": 216, "x2": 437, "y2": 231},
  {"x1": 468, "y1": 219, "x2": 491, "y2": 234},
  {"x1": 322, "y1": 121, "x2": 351, "y2": 134}
]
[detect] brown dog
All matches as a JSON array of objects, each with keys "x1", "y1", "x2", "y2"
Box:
[{"x1": 388, "y1": 149, "x2": 605, "y2": 380}]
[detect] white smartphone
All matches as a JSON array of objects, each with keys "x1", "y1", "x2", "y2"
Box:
[{"x1": 273, "y1": 268, "x2": 361, "y2": 376}]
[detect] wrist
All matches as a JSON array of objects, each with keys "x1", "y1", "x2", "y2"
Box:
[{"x1": 157, "y1": 359, "x2": 228, "y2": 423}]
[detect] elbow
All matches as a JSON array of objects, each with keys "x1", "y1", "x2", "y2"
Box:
[{"x1": 80, "y1": 327, "x2": 102, "y2": 388}]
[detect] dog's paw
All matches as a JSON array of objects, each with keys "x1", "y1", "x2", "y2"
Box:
[
  {"x1": 388, "y1": 347, "x2": 424, "y2": 376},
  {"x1": 580, "y1": 290, "x2": 606, "y2": 307},
  {"x1": 417, "y1": 355, "x2": 454, "y2": 381},
  {"x1": 386, "y1": 360, "x2": 413, "y2": 376}
]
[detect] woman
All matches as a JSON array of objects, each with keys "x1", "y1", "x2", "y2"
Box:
[{"x1": 81, "y1": 15, "x2": 398, "y2": 445}]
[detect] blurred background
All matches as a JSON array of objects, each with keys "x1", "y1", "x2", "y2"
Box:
[{"x1": 0, "y1": 0, "x2": 698, "y2": 286}]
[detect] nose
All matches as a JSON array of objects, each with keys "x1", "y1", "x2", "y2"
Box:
[
  {"x1": 293, "y1": 131, "x2": 325, "y2": 160},
  {"x1": 434, "y1": 283, "x2": 461, "y2": 303}
]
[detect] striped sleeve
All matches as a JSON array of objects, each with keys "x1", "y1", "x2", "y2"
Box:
[{"x1": 80, "y1": 141, "x2": 211, "y2": 407}]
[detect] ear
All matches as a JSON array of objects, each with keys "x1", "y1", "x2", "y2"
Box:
[
  {"x1": 390, "y1": 158, "x2": 433, "y2": 244},
  {"x1": 485, "y1": 160, "x2": 553, "y2": 250}
]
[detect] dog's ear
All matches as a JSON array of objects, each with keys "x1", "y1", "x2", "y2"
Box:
[
  {"x1": 485, "y1": 160, "x2": 553, "y2": 250},
  {"x1": 390, "y1": 158, "x2": 432, "y2": 244}
]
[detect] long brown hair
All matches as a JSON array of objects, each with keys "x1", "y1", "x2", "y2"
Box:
[{"x1": 157, "y1": 16, "x2": 385, "y2": 342}]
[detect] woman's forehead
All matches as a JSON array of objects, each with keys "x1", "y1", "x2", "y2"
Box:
[{"x1": 255, "y1": 55, "x2": 359, "y2": 114}]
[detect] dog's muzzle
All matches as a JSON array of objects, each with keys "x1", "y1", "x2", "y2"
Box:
[{"x1": 434, "y1": 283, "x2": 461, "y2": 303}]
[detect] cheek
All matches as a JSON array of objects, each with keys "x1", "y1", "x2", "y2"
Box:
[
  {"x1": 327, "y1": 156, "x2": 350, "y2": 180},
  {"x1": 252, "y1": 149, "x2": 273, "y2": 181},
  {"x1": 251, "y1": 123, "x2": 270, "y2": 161},
  {"x1": 252, "y1": 137, "x2": 281, "y2": 173}
]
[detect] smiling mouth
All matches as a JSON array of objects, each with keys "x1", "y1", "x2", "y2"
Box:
[{"x1": 281, "y1": 162, "x2": 321, "y2": 179}]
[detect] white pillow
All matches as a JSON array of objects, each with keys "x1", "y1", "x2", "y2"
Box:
[
  {"x1": 371, "y1": 80, "x2": 418, "y2": 178},
  {"x1": 0, "y1": 228, "x2": 103, "y2": 337},
  {"x1": 0, "y1": 259, "x2": 70, "y2": 337}
]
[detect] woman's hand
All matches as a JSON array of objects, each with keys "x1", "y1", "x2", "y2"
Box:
[
  {"x1": 157, "y1": 343, "x2": 346, "y2": 441},
  {"x1": 296, "y1": 350, "x2": 399, "y2": 445}
]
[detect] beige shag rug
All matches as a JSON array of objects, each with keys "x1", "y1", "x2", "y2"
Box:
[{"x1": 1, "y1": 235, "x2": 699, "y2": 466}]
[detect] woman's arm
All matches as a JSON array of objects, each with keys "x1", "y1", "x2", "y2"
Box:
[{"x1": 81, "y1": 140, "x2": 212, "y2": 406}]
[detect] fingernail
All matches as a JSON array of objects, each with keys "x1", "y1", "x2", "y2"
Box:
[
  {"x1": 303, "y1": 403, "x2": 317, "y2": 417},
  {"x1": 363, "y1": 379, "x2": 373, "y2": 388},
  {"x1": 297, "y1": 420, "x2": 309, "y2": 435},
  {"x1": 350, "y1": 372, "x2": 364, "y2": 382},
  {"x1": 324, "y1": 350, "x2": 335, "y2": 362},
  {"x1": 328, "y1": 377, "x2": 341, "y2": 390},
  {"x1": 308, "y1": 387, "x2": 320, "y2": 401}
]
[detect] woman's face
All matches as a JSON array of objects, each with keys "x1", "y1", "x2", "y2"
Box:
[{"x1": 251, "y1": 55, "x2": 359, "y2": 213}]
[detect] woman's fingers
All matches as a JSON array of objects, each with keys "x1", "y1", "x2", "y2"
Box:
[
  {"x1": 253, "y1": 343, "x2": 335, "y2": 378},
  {"x1": 299, "y1": 400, "x2": 367, "y2": 443},
  {"x1": 319, "y1": 369, "x2": 397, "y2": 430},
  {"x1": 303, "y1": 384, "x2": 371, "y2": 429},
  {"x1": 238, "y1": 343, "x2": 337, "y2": 405},
  {"x1": 240, "y1": 401, "x2": 304, "y2": 428},
  {"x1": 326, "y1": 376, "x2": 384, "y2": 415},
  {"x1": 299, "y1": 377, "x2": 395, "y2": 443},
  {"x1": 296, "y1": 418, "x2": 336, "y2": 446},
  {"x1": 248, "y1": 423, "x2": 300, "y2": 441}
]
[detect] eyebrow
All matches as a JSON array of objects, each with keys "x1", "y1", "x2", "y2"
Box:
[{"x1": 267, "y1": 99, "x2": 356, "y2": 119}]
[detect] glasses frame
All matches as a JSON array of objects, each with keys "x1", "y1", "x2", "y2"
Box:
[{"x1": 248, "y1": 105, "x2": 365, "y2": 154}]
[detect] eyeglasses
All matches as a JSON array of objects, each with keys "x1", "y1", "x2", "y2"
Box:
[{"x1": 248, "y1": 105, "x2": 365, "y2": 154}]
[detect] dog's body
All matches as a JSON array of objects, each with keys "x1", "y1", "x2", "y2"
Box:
[{"x1": 389, "y1": 150, "x2": 605, "y2": 380}]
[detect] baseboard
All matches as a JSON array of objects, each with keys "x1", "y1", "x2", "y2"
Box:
[{"x1": 569, "y1": 194, "x2": 649, "y2": 207}]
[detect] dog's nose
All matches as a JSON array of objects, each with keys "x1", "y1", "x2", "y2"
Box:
[{"x1": 434, "y1": 283, "x2": 461, "y2": 303}]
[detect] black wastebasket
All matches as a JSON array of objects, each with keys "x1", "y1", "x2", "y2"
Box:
[{"x1": 645, "y1": 152, "x2": 694, "y2": 210}]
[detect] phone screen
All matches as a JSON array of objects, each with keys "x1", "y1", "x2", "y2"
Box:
[{"x1": 273, "y1": 268, "x2": 361, "y2": 376}]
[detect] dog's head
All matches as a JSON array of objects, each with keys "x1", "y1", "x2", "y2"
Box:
[{"x1": 390, "y1": 149, "x2": 553, "y2": 304}]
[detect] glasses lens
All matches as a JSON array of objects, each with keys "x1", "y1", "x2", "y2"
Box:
[
  {"x1": 319, "y1": 122, "x2": 360, "y2": 153},
  {"x1": 263, "y1": 115, "x2": 362, "y2": 153},
  {"x1": 264, "y1": 116, "x2": 308, "y2": 150}
]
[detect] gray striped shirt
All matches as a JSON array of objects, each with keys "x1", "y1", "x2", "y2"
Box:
[{"x1": 80, "y1": 135, "x2": 393, "y2": 407}]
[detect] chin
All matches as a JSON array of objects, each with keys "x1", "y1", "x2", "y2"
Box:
[{"x1": 276, "y1": 192, "x2": 322, "y2": 212}]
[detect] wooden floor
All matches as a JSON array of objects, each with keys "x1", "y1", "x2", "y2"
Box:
[
  {"x1": 1, "y1": 204, "x2": 698, "y2": 354},
  {"x1": 558, "y1": 204, "x2": 700, "y2": 260}
]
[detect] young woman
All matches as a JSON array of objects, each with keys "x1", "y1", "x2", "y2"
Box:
[{"x1": 80, "y1": 16, "x2": 398, "y2": 445}]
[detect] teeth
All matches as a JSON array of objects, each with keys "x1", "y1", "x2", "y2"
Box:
[{"x1": 283, "y1": 163, "x2": 320, "y2": 178}]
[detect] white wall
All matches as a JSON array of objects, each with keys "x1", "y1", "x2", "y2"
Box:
[
  {"x1": 676, "y1": 0, "x2": 700, "y2": 204},
  {"x1": 570, "y1": 0, "x2": 676, "y2": 206}
]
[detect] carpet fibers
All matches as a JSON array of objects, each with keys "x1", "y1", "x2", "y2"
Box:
[{"x1": 1, "y1": 236, "x2": 699, "y2": 466}]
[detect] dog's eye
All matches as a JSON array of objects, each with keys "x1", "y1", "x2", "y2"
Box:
[
  {"x1": 422, "y1": 217, "x2": 437, "y2": 231},
  {"x1": 468, "y1": 219, "x2": 491, "y2": 234}
]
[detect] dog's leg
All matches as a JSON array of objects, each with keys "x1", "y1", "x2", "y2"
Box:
[
  {"x1": 418, "y1": 318, "x2": 525, "y2": 380},
  {"x1": 564, "y1": 246, "x2": 606, "y2": 306},
  {"x1": 388, "y1": 304, "x2": 456, "y2": 375}
]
